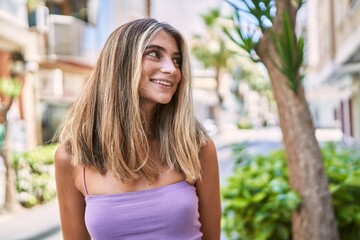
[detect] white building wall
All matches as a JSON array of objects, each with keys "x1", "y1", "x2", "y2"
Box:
[{"x1": 351, "y1": 78, "x2": 360, "y2": 144}]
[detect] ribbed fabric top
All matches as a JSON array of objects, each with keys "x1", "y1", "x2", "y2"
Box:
[{"x1": 84, "y1": 173, "x2": 202, "y2": 240}]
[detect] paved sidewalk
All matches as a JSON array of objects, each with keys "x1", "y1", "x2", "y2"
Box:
[
  {"x1": 214, "y1": 125, "x2": 343, "y2": 148},
  {"x1": 0, "y1": 200, "x2": 62, "y2": 240}
]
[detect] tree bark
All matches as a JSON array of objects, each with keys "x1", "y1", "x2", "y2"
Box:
[
  {"x1": 214, "y1": 68, "x2": 223, "y2": 132},
  {"x1": 1, "y1": 123, "x2": 20, "y2": 213},
  {"x1": 254, "y1": 1, "x2": 340, "y2": 239},
  {"x1": 263, "y1": 57, "x2": 339, "y2": 239},
  {"x1": 215, "y1": 67, "x2": 223, "y2": 107},
  {"x1": 0, "y1": 97, "x2": 20, "y2": 212},
  {"x1": 146, "y1": 0, "x2": 151, "y2": 17},
  {"x1": 1, "y1": 148, "x2": 20, "y2": 212}
]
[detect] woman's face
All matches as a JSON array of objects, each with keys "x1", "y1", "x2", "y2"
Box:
[{"x1": 139, "y1": 30, "x2": 182, "y2": 112}]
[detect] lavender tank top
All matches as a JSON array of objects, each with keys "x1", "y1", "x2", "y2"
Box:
[{"x1": 83, "y1": 169, "x2": 203, "y2": 240}]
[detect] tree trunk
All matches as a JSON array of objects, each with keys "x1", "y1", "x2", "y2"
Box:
[
  {"x1": 251, "y1": 1, "x2": 340, "y2": 238},
  {"x1": 261, "y1": 54, "x2": 339, "y2": 239},
  {"x1": 1, "y1": 124, "x2": 20, "y2": 213},
  {"x1": 0, "y1": 98, "x2": 20, "y2": 212},
  {"x1": 214, "y1": 68, "x2": 223, "y2": 132},
  {"x1": 146, "y1": 0, "x2": 151, "y2": 17},
  {"x1": 215, "y1": 67, "x2": 223, "y2": 107},
  {"x1": 2, "y1": 150, "x2": 19, "y2": 212}
]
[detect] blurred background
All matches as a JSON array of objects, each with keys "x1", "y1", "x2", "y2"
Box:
[{"x1": 0, "y1": 0, "x2": 359, "y2": 239}]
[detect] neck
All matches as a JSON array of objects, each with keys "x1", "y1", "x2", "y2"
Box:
[{"x1": 141, "y1": 104, "x2": 160, "y2": 139}]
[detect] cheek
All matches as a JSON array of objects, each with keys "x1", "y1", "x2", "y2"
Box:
[
  {"x1": 175, "y1": 71, "x2": 182, "y2": 84},
  {"x1": 142, "y1": 61, "x2": 156, "y2": 77},
  {"x1": 139, "y1": 73, "x2": 147, "y2": 89}
]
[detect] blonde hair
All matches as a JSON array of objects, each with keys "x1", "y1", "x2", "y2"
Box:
[{"x1": 59, "y1": 18, "x2": 209, "y2": 183}]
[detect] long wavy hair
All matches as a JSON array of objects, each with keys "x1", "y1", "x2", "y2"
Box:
[{"x1": 59, "y1": 18, "x2": 209, "y2": 183}]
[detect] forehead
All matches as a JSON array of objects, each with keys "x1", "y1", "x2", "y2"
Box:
[{"x1": 148, "y1": 30, "x2": 179, "y2": 53}]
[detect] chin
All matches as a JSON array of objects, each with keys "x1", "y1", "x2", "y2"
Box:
[
  {"x1": 157, "y1": 99, "x2": 172, "y2": 105},
  {"x1": 153, "y1": 94, "x2": 174, "y2": 105}
]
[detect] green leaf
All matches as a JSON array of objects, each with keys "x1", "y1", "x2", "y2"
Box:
[
  {"x1": 344, "y1": 171, "x2": 360, "y2": 187},
  {"x1": 329, "y1": 183, "x2": 341, "y2": 194},
  {"x1": 0, "y1": 77, "x2": 22, "y2": 97},
  {"x1": 355, "y1": 211, "x2": 360, "y2": 225},
  {"x1": 271, "y1": 10, "x2": 304, "y2": 92},
  {"x1": 252, "y1": 191, "x2": 267, "y2": 202}
]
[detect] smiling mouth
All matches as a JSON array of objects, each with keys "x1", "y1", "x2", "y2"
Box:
[{"x1": 151, "y1": 79, "x2": 172, "y2": 87}]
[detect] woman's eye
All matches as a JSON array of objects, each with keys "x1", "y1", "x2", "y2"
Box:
[
  {"x1": 173, "y1": 58, "x2": 181, "y2": 67},
  {"x1": 148, "y1": 51, "x2": 159, "y2": 58}
]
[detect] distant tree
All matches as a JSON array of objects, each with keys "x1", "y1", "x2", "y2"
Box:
[
  {"x1": 192, "y1": 8, "x2": 268, "y2": 127},
  {"x1": 230, "y1": 61, "x2": 275, "y2": 122},
  {"x1": 224, "y1": 0, "x2": 339, "y2": 239},
  {"x1": 0, "y1": 76, "x2": 22, "y2": 212},
  {"x1": 191, "y1": 8, "x2": 236, "y2": 108}
]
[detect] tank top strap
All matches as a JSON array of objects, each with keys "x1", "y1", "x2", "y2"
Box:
[{"x1": 83, "y1": 167, "x2": 89, "y2": 196}]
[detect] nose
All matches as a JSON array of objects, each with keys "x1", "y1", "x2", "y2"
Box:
[{"x1": 160, "y1": 58, "x2": 176, "y2": 74}]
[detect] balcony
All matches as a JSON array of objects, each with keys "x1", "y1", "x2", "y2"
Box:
[
  {"x1": 39, "y1": 14, "x2": 94, "y2": 102},
  {"x1": 39, "y1": 14, "x2": 96, "y2": 78},
  {"x1": 47, "y1": 14, "x2": 93, "y2": 62},
  {"x1": 0, "y1": 0, "x2": 32, "y2": 51},
  {"x1": 0, "y1": 0, "x2": 28, "y2": 27}
]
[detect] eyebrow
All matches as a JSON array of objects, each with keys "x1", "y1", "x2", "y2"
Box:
[{"x1": 145, "y1": 44, "x2": 181, "y2": 56}]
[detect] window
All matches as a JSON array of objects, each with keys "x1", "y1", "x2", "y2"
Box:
[{"x1": 40, "y1": 102, "x2": 69, "y2": 144}]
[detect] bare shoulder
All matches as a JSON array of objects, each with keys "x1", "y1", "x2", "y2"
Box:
[
  {"x1": 54, "y1": 143, "x2": 74, "y2": 173},
  {"x1": 55, "y1": 144, "x2": 90, "y2": 239},
  {"x1": 203, "y1": 138, "x2": 216, "y2": 150},
  {"x1": 54, "y1": 143, "x2": 84, "y2": 185},
  {"x1": 199, "y1": 138, "x2": 217, "y2": 163},
  {"x1": 198, "y1": 138, "x2": 219, "y2": 180},
  {"x1": 196, "y1": 138, "x2": 221, "y2": 239},
  {"x1": 55, "y1": 143, "x2": 71, "y2": 160}
]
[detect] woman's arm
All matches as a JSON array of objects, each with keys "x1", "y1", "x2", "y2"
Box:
[
  {"x1": 196, "y1": 139, "x2": 221, "y2": 240},
  {"x1": 55, "y1": 144, "x2": 91, "y2": 240}
]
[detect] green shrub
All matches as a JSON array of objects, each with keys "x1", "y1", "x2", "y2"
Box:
[
  {"x1": 12, "y1": 144, "x2": 58, "y2": 208},
  {"x1": 222, "y1": 142, "x2": 360, "y2": 240},
  {"x1": 322, "y1": 142, "x2": 360, "y2": 239},
  {"x1": 222, "y1": 146, "x2": 300, "y2": 240}
]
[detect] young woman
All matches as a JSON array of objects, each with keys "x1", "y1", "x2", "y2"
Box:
[{"x1": 55, "y1": 18, "x2": 221, "y2": 240}]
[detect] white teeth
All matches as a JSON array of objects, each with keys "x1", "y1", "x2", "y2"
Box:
[{"x1": 152, "y1": 79, "x2": 172, "y2": 86}]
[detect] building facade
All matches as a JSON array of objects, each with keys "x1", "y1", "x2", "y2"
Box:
[
  {"x1": 0, "y1": 0, "x2": 40, "y2": 150},
  {"x1": 307, "y1": 0, "x2": 360, "y2": 145}
]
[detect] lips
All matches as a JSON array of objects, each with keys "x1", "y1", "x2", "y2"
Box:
[{"x1": 151, "y1": 79, "x2": 172, "y2": 87}]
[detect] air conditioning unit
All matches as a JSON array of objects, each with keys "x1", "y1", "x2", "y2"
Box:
[{"x1": 47, "y1": 15, "x2": 85, "y2": 56}]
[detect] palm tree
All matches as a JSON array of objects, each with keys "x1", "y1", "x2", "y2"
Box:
[
  {"x1": 191, "y1": 9, "x2": 241, "y2": 128},
  {"x1": 224, "y1": 0, "x2": 339, "y2": 239}
]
